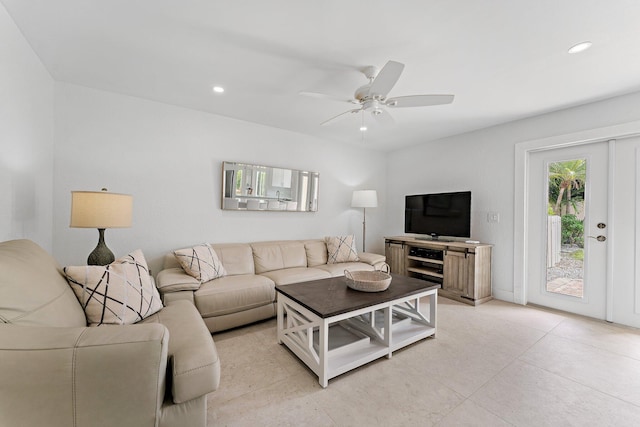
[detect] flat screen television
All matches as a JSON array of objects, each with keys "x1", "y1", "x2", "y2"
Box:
[{"x1": 404, "y1": 191, "x2": 471, "y2": 240}]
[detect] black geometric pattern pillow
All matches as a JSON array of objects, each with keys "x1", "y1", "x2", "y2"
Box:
[
  {"x1": 325, "y1": 235, "x2": 360, "y2": 264},
  {"x1": 173, "y1": 243, "x2": 226, "y2": 282},
  {"x1": 64, "y1": 250, "x2": 163, "y2": 326}
]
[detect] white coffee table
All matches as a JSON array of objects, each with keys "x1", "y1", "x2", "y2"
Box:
[{"x1": 276, "y1": 274, "x2": 439, "y2": 387}]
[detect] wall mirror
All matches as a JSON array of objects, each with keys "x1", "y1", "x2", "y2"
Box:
[{"x1": 222, "y1": 161, "x2": 319, "y2": 211}]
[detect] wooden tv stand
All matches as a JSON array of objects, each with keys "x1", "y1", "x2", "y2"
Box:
[{"x1": 384, "y1": 236, "x2": 492, "y2": 306}]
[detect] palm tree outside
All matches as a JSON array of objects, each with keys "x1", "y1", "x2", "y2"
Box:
[
  {"x1": 546, "y1": 159, "x2": 586, "y2": 297},
  {"x1": 548, "y1": 159, "x2": 586, "y2": 215}
]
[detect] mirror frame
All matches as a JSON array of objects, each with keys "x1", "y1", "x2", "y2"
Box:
[{"x1": 221, "y1": 161, "x2": 319, "y2": 212}]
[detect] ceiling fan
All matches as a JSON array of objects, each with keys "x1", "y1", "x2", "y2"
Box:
[{"x1": 301, "y1": 60, "x2": 454, "y2": 127}]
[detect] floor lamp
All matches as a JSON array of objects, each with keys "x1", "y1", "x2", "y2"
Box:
[
  {"x1": 351, "y1": 190, "x2": 378, "y2": 252},
  {"x1": 70, "y1": 189, "x2": 133, "y2": 265}
]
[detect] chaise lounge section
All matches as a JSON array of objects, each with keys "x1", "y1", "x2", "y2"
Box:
[{"x1": 157, "y1": 239, "x2": 386, "y2": 333}]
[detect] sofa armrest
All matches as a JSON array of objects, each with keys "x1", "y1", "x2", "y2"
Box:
[
  {"x1": 141, "y1": 301, "x2": 220, "y2": 403},
  {"x1": 0, "y1": 323, "x2": 168, "y2": 427},
  {"x1": 157, "y1": 267, "x2": 201, "y2": 293},
  {"x1": 358, "y1": 252, "x2": 386, "y2": 267}
]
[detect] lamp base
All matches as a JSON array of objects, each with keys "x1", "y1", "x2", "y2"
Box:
[{"x1": 87, "y1": 228, "x2": 115, "y2": 266}]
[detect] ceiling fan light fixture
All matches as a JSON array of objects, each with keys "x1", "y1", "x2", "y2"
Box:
[{"x1": 568, "y1": 41, "x2": 592, "y2": 54}]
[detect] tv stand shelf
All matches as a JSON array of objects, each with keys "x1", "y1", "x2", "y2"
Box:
[{"x1": 385, "y1": 236, "x2": 492, "y2": 306}]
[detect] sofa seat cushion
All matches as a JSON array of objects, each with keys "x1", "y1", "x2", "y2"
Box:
[
  {"x1": 315, "y1": 262, "x2": 375, "y2": 277},
  {"x1": 140, "y1": 300, "x2": 220, "y2": 404},
  {"x1": 194, "y1": 275, "x2": 275, "y2": 317},
  {"x1": 260, "y1": 267, "x2": 331, "y2": 286}
]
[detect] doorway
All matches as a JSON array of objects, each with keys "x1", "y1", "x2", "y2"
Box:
[{"x1": 527, "y1": 142, "x2": 609, "y2": 319}]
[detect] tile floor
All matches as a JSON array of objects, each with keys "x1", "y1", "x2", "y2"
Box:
[{"x1": 207, "y1": 298, "x2": 640, "y2": 426}]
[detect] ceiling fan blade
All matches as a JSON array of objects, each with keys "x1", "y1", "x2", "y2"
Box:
[
  {"x1": 372, "y1": 109, "x2": 396, "y2": 128},
  {"x1": 299, "y1": 91, "x2": 359, "y2": 104},
  {"x1": 320, "y1": 108, "x2": 361, "y2": 126},
  {"x1": 368, "y1": 60, "x2": 405, "y2": 99},
  {"x1": 386, "y1": 94, "x2": 454, "y2": 108}
]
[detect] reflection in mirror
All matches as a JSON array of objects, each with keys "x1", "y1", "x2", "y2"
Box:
[{"x1": 222, "y1": 162, "x2": 319, "y2": 212}]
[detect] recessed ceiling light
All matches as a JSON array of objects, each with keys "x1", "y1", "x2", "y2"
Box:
[
  {"x1": 568, "y1": 41, "x2": 592, "y2": 54},
  {"x1": 360, "y1": 126, "x2": 367, "y2": 132},
  {"x1": 212, "y1": 86, "x2": 225, "y2": 93}
]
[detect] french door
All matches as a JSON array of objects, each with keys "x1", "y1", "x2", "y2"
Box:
[
  {"x1": 611, "y1": 136, "x2": 640, "y2": 328},
  {"x1": 527, "y1": 142, "x2": 609, "y2": 319}
]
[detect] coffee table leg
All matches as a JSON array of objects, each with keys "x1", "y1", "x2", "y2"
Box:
[
  {"x1": 276, "y1": 297, "x2": 283, "y2": 344},
  {"x1": 384, "y1": 307, "x2": 392, "y2": 359},
  {"x1": 428, "y1": 292, "x2": 437, "y2": 337},
  {"x1": 319, "y1": 320, "x2": 329, "y2": 387}
]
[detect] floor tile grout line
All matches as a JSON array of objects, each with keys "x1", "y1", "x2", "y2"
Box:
[{"x1": 515, "y1": 357, "x2": 640, "y2": 410}]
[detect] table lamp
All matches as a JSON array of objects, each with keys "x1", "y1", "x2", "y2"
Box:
[
  {"x1": 351, "y1": 190, "x2": 378, "y2": 252},
  {"x1": 70, "y1": 189, "x2": 133, "y2": 265}
]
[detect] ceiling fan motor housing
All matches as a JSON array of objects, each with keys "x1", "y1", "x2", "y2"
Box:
[{"x1": 355, "y1": 84, "x2": 372, "y2": 101}]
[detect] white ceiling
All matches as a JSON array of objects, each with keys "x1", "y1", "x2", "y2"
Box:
[{"x1": 4, "y1": 0, "x2": 640, "y2": 151}]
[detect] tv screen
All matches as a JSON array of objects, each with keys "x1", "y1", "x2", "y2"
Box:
[{"x1": 404, "y1": 191, "x2": 471, "y2": 239}]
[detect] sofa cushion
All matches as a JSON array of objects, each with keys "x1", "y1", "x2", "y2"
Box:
[
  {"x1": 0, "y1": 239, "x2": 86, "y2": 327},
  {"x1": 156, "y1": 268, "x2": 201, "y2": 293},
  {"x1": 304, "y1": 240, "x2": 328, "y2": 267},
  {"x1": 251, "y1": 241, "x2": 307, "y2": 274},
  {"x1": 64, "y1": 250, "x2": 163, "y2": 326},
  {"x1": 174, "y1": 243, "x2": 226, "y2": 282},
  {"x1": 325, "y1": 235, "x2": 360, "y2": 264},
  {"x1": 315, "y1": 262, "x2": 375, "y2": 277},
  {"x1": 140, "y1": 300, "x2": 220, "y2": 404},
  {"x1": 211, "y1": 243, "x2": 255, "y2": 276},
  {"x1": 260, "y1": 267, "x2": 331, "y2": 286},
  {"x1": 357, "y1": 252, "x2": 387, "y2": 267},
  {"x1": 194, "y1": 275, "x2": 275, "y2": 317}
]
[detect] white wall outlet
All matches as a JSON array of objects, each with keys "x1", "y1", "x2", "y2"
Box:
[{"x1": 487, "y1": 212, "x2": 500, "y2": 223}]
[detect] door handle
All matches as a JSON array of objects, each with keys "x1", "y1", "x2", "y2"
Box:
[{"x1": 588, "y1": 235, "x2": 606, "y2": 242}]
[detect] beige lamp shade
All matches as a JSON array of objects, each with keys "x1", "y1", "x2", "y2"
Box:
[
  {"x1": 70, "y1": 191, "x2": 133, "y2": 228},
  {"x1": 351, "y1": 190, "x2": 378, "y2": 208}
]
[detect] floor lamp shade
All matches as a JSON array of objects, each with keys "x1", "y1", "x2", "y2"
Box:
[
  {"x1": 70, "y1": 190, "x2": 133, "y2": 265},
  {"x1": 351, "y1": 190, "x2": 377, "y2": 252},
  {"x1": 351, "y1": 190, "x2": 378, "y2": 208}
]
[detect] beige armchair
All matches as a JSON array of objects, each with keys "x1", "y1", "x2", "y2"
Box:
[{"x1": 0, "y1": 239, "x2": 220, "y2": 427}]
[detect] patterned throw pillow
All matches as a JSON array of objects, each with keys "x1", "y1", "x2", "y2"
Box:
[
  {"x1": 325, "y1": 235, "x2": 360, "y2": 264},
  {"x1": 173, "y1": 243, "x2": 226, "y2": 282},
  {"x1": 64, "y1": 250, "x2": 163, "y2": 326}
]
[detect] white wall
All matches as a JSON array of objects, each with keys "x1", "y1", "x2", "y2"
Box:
[
  {"x1": 0, "y1": 3, "x2": 54, "y2": 250},
  {"x1": 53, "y1": 83, "x2": 387, "y2": 273},
  {"x1": 386, "y1": 90, "x2": 640, "y2": 301}
]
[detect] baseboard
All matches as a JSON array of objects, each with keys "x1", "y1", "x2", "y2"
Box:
[{"x1": 491, "y1": 288, "x2": 516, "y2": 303}]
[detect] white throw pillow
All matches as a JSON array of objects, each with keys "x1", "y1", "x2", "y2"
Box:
[
  {"x1": 64, "y1": 250, "x2": 163, "y2": 326},
  {"x1": 173, "y1": 243, "x2": 226, "y2": 282},
  {"x1": 325, "y1": 235, "x2": 360, "y2": 264}
]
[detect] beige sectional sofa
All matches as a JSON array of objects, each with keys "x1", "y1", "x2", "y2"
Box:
[
  {"x1": 157, "y1": 239, "x2": 386, "y2": 333},
  {"x1": 0, "y1": 239, "x2": 220, "y2": 427}
]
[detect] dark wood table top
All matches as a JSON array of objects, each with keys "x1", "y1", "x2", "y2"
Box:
[{"x1": 275, "y1": 274, "x2": 440, "y2": 318}]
